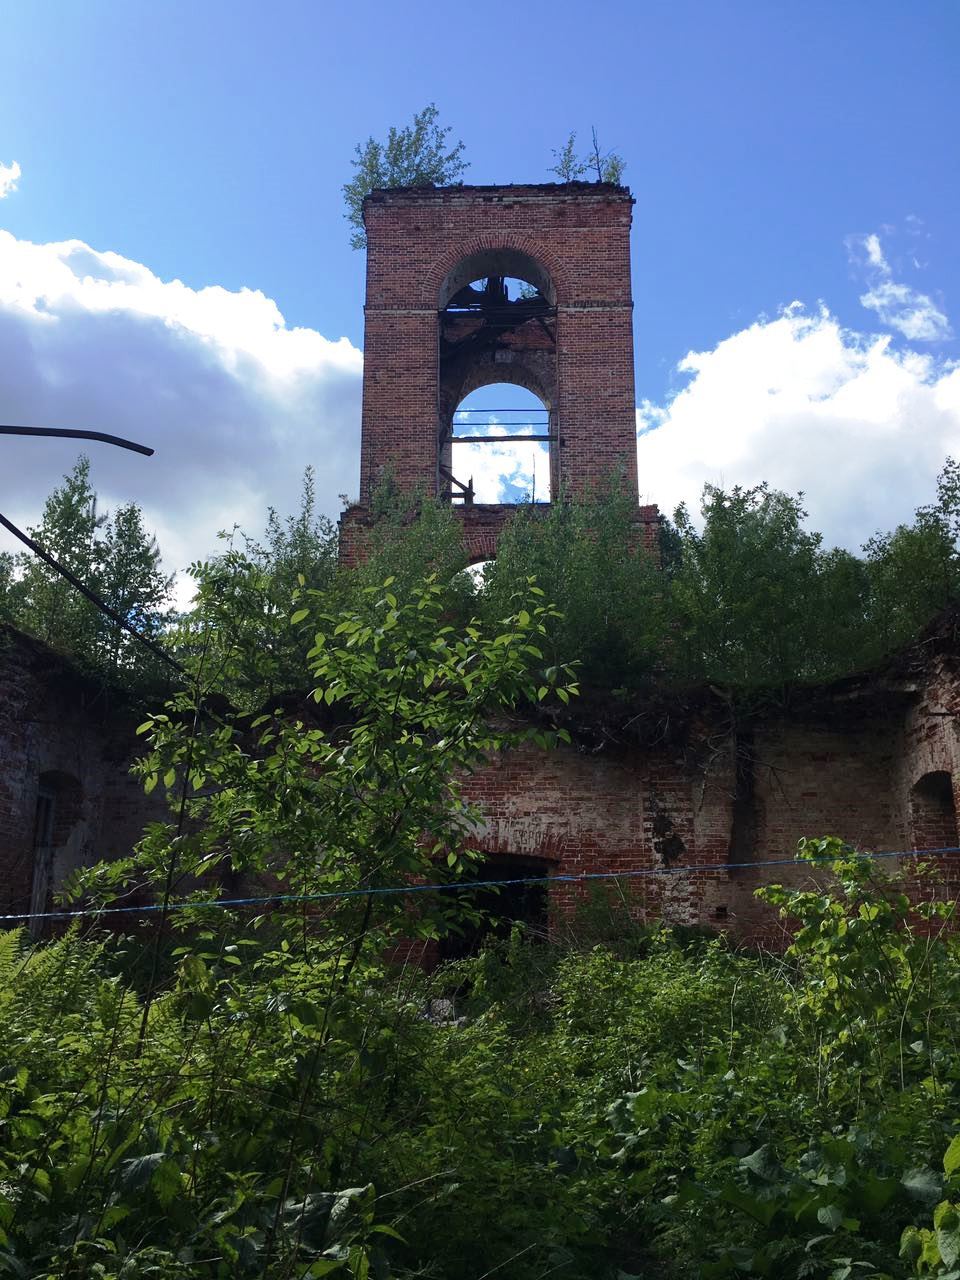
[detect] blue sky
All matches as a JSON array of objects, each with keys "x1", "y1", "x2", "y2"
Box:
[{"x1": 1, "y1": 0, "x2": 958, "y2": 585}]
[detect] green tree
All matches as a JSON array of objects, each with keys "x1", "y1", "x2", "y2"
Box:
[
  {"x1": 99, "y1": 501, "x2": 176, "y2": 679},
  {"x1": 549, "y1": 132, "x2": 588, "y2": 182},
  {"x1": 480, "y1": 488, "x2": 664, "y2": 695},
  {"x1": 5, "y1": 455, "x2": 105, "y2": 657},
  {"x1": 2, "y1": 456, "x2": 174, "y2": 687},
  {"x1": 343, "y1": 103, "x2": 469, "y2": 249},
  {"x1": 863, "y1": 460, "x2": 960, "y2": 655},
  {"x1": 669, "y1": 483, "x2": 825, "y2": 689},
  {"x1": 175, "y1": 467, "x2": 339, "y2": 710}
]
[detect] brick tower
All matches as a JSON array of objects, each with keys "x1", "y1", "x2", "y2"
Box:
[{"x1": 339, "y1": 182, "x2": 656, "y2": 562}]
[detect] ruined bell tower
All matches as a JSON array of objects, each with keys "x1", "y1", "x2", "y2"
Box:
[{"x1": 340, "y1": 182, "x2": 655, "y2": 562}]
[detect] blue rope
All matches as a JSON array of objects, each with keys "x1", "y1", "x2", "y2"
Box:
[{"x1": 3, "y1": 846, "x2": 959, "y2": 925}]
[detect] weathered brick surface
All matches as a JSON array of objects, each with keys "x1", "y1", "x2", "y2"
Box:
[
  {"x1": 453, "y1": 655, "x2": 960, "y2": 947},
  {"x1": 340, "y1": 182, "x2": 650, "y2": 563},
  {"x1": 5, "y1": 617, "x2": 960, "y2": 946},
  {"x1": 0, "y1": 626, "x2": 168, "y2": 920}
]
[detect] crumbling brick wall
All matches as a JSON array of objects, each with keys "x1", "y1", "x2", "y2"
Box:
[{"x1": 0, "y1": 626, "x2": 168, "y2": 922}]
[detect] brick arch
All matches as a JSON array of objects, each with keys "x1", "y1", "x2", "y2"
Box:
[
  {"x1": 455, "y1": 366, "x2": 553, "y2": 409},
  {"x1": 426, "y1": 233, "x2": 570, "y2": 309},
  {"x1": 910, "y1": 770, "x2": 959, "y2": 851}
]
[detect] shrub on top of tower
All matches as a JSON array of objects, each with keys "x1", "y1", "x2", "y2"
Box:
[
  {"x1": 549, "y1": 127, "x2": 626, "y2": 183},
  {"x1": 343, "y1": 103, "x2": 469, "y2": 248}
]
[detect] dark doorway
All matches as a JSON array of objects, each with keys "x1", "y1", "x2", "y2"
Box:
[{"x1": 438, "y1": 857, "x2": 551, "y2": 961}]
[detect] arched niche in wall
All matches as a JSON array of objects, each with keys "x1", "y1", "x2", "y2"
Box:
[{"x1": 909, "y1": 770, "x2": 959, "y2": 853}]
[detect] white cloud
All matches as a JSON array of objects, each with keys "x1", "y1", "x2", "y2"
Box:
[
  {"x1": 451, "y1": 424, "x2": 550, "y2": 503},
  {"x1": 637, "y1": 305, "x2": 960, "y2": 549},
  {"x1": 0, "y1": 229, "x2": 362, "y2": 603},
  {"x1": 859, "y1": 280, "x2": 951, "y2": 342},
  {"x1": 0, "y1": 162, "x2": 20, "y2": 200},
  {"x1": 848, "y1": 228, "x2": 951, "y2": 342}
]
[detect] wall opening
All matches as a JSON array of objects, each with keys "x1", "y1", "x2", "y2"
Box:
[
  {"x1": 437, "y1": 856, "x2": 551, "y2": 961},
  {"x1": 438, "y1": 251, "x2": 556, "y2": 311},
  {"x1": 29, "y1": 771, "x2": 83, "y2": 936},
  {"x1": 910, "y1": 770, "x2": 958, "y2": 851},
  {"x1": 447, "y1": 384, "x2": 552, "y2": 505},
  {"x1": 438, "y1": 250, "x2": 557, "y2": 503}
]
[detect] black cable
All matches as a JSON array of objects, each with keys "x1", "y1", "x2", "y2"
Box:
[{"x1": 0, "y1": 425, "x2": 153, "y2": 455}]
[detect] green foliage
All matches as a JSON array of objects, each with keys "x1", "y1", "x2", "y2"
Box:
[
  {"x1": 668, "y1": 482, "x2": 881, "y2": 689},
  {"x1": 9, "y1": 834, "x2": 960, "y2": 1277},
  {"x1": 899, "y1": 1136, "x2": 960, "y2": 1277},
  {"x1": 549, "y1": 128, "x2": 626, "y2": 182},
  {"x1": 1, "y1": 455, "x2": 175, "y2": 689},
  {"x1": 353, "y1": 484, "x2": 471, "y2": 601},
  {"x1": 480, "y1": 487, "x2": 665, "y2": 693},
  {"x1": 174, "y1": 467, "x2": 338, "y2": 709},
  {"x1": 343, "y1": 104, "x2": 468, "y2": 249},
  {"x1": 477, "y1": 459, "x2": 960, "y2": 706}
]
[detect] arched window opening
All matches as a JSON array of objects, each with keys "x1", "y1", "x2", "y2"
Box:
[
  {"x1": 446, "y1": 385, "x2": 551, "y2": 505},
  {"x1": 29, "y1": 771, "x2": 83, "y2": 937},
  {"x1": 438, "y1": 248, "x2": 557, "y2": 505},
  {"x1": 438, "y1": 249, "x2": 556, "y2": 311},
  {"x1": 910, "y1": 770, "x2": 958, "y2": 852}
]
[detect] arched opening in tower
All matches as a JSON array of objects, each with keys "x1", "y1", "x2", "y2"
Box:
[
  {"x1": 449, "y1": 383, "x2": 551, "y2": 504},
  {"x1": 438, "y1": 249, "x2": 557, "y2": 505}
]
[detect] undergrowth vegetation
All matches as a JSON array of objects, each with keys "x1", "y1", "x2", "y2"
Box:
[{"x1": 2, "y1": 846, "x2": 960, "y2": 1278}]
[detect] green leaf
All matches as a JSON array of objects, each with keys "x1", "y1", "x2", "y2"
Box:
[
  {"x1": 291, "y1": 608, "x2": 310, "y2": 625},
  {"x1": 151, "y1": 1158, "x2": 182, "y2": 1207},
  {"x1": 740, "y1": 1145, "x2": 781, "y2": 1183},
  {"x1": 817, "y1": 1203, "x2": 843, "y2": 1232},
  {"x1": 945, "y1": 1136, "x2": 960, "y2": 1178},
  {"x1": 121, "y1": 1152, "x2": 166, "y2": 1191},
  {"x1": 903, "y1": 1167, "x2": 944, "y2": 1205}
]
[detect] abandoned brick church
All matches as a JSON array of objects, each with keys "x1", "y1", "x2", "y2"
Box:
[{"x1": 3, "y1": 182, "x2": 959, "y2": 940}]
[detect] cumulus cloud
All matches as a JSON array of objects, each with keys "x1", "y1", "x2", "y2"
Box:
[
  {"x1": 451, "y1": 422, "x2": 550, "y2": 504},
  {"x1": 0, "y1": 229, "x2": 362, "y2": 601},
  {"x1": 849, "y1": 229, "x2": 951, "y2": 342},
  {"x1": 636, "y1": 304, "x2": 960, "y2": 549},
  {"x1": 0, "y1": 162, "x2": 20, "y2": 200}
]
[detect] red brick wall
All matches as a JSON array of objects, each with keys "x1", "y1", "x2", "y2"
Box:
[
  {"x1": 6, "y1": 621, "x2": 960, "y2": 949},
  {"x1": 353, "y1": 183, "x2": 641, "y2": 526},
  {"x1": 339, "y1": 501, "x2": 662, "y2": 567},
  {"x1": 457, "y1": 727, "x2": 737, "y2": 935}
]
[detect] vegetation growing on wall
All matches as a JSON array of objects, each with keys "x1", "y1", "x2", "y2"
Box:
[
  {"x1": 5, "y1": 456, "x2": 960, "y2": 711},
  {"x1": 342, "y1": 104, "x2": 469, "y2": 249}
]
